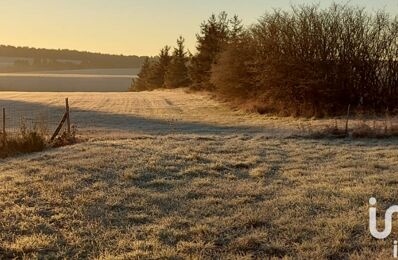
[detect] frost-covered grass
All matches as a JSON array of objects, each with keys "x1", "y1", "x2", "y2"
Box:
[
  {"x1": 0, "y1": 90, "x2": 398, "y2": 258},
  {"x1": 1, "y1": 136, "x2": 398, "y2": 258},
  {"x1": 2, "y1": 90, "x2": 395, "y2": 137}
]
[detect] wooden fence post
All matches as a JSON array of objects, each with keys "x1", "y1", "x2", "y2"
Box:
[
  {"x1": 386, "y1": 108, "x2": 392, "y2": 134},
  {"x1": 50, "y1": 112, "x2": 68, "y2": 141},
  {"x1": 345, "y1": 104, "x2": 351, "y2": 136},
  {"x1": 2, "y1": 108, "x2": 6, "y2": 145},
  {"x1": 66, "y1": 98, "x2": 71, "y2": 135},
  {"x1": 51, "y1": 98, "x2": 71, "y2": 141}
]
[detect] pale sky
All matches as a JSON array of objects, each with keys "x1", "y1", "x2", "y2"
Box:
[{"x1": 0, "y1": 0, "x2": 397, "y2": 56}]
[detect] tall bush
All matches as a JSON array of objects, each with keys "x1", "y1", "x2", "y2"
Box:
[{"x1": 212, "y1": 4, "x2": 398, "y2": 116}]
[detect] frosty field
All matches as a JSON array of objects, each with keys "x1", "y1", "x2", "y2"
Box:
[
  {"x1": 0, "y1": 68, "x2": 138, "y2": 92},
  {"x1": 0, "y1": 90, "x2": 398, "y2": 259}
]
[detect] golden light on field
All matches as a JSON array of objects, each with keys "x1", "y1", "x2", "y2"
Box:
[{"x1": 1, "y1": 1, "x2": 398, "y2": 258}]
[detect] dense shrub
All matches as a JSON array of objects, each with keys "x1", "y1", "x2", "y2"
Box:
[
  {"x1": 212, "y1": 4, "x2": 398, "y2": 116},
  {"x1": 132, "y1": 4, "x2": 397, "y2": 116},
  {"x1": 210, "y1": 32, "x2": 257, "y2": 99}
]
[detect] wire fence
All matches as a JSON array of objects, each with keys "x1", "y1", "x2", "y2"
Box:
[
  {"x1": 0, "y1": 99, "x2": 249, "y2": 139},
  {"x1": 1, "y1": 100, "x2": 68, "y2": 139}
]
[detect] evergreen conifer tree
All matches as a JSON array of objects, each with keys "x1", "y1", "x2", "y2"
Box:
[
  {"x1": 165, "y1": 36, "x2": 190, "y2": 88},
  {"x1": 147, "y1": 46, "x2": 172, "y2": 88},
  {"x1": 129, "y1": 58, "x2": 151, "y2": 91},
  {"x1": 189, "y1": 12, "x2": 231, "y2": 89},
  {"x1": 229, "y1": 15, "x2": 244, "y2": 41}
]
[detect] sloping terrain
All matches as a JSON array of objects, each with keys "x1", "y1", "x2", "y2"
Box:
[
  {"x1": 0, "y1": 90, "x2": 397, "y2": 258},
  {"x1": 0, "y1": 90, "x2": 301, "y2": 137}
]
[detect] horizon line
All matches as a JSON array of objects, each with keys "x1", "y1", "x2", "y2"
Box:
[{"x1": 0, "y1": 43, "x2": 155, "y2": 58}]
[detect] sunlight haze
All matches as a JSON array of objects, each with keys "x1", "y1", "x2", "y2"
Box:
[
  {"x1": 1, "y1": 0, "x2": 398, "y2": 258},
  {"x1": 0, "y1": 0, "x2": 397, "y2": 56}
]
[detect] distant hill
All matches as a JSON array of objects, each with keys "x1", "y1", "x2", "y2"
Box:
[{"x1": 0, "y1": 45, "x2": 152, "y2": 72}]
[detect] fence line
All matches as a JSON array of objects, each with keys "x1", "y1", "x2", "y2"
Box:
[
  {"x1": 1, "y1": 98, "x2": 71, "y2": 141},
  {"x1": 1, "y1": 96, "x2": 397, "y2": 141},
  {"x1": 2, "y1": 108, "x2": 5, "y2": 145}
]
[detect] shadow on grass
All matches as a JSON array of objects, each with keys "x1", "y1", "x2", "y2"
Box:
[{"x1": 0, "y1": 99, "x2": 284, "y2": 136}]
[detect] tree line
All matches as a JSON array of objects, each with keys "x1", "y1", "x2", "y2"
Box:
[
  {"x1": 131, "y1": 4, "x2": 398, "y2": 116},
  {"x1": 130, "y1": 36, "x2": 190, "y2": 91},
  {"x1": 0, "y1": 45, "x2": 150, "y2": 71}
]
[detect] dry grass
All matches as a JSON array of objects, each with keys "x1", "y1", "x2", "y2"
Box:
[
  {"x1": 0, "y1": 120, "x2": 77, "y2": 158},
  {"x1": 1, "y1": 90, "x2": 398, "y2": 258},
  {"x1": 0, "y1": 131, "x2": 46, "y2": 158},
  {"x1": 2, "y1": 90, "x2": 397, "y2": 138},
  {"x1": 308, "y1": 119, "x2": 398, "y2": 139},
  {"x1": 1, "y1": 135, "x2": 398, "y2": 258}
]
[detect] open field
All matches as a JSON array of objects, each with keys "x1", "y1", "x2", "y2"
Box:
[
  {"x1": 0, "y1": 90, "x2": 298, "y2": 137},
  {"x1": 0, "y1": 68, "x2": 138, "y2": 92},
  {"x1": 2, "y1": 89, "x2": 395, "y2": 137},
  {"x1": 1, "y1": 90, "x2": 398, "y2": 258},
  {"x1": 0, "y1": 57, "x2": 34, "y2": 69},
  {"x1": 28, "y1": 68, "x2": 141, "y2": 76}
]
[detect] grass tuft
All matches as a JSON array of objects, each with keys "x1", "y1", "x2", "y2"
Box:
[{"x1": 1, "y1": 124, "x2": 78, "y2": 159}]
